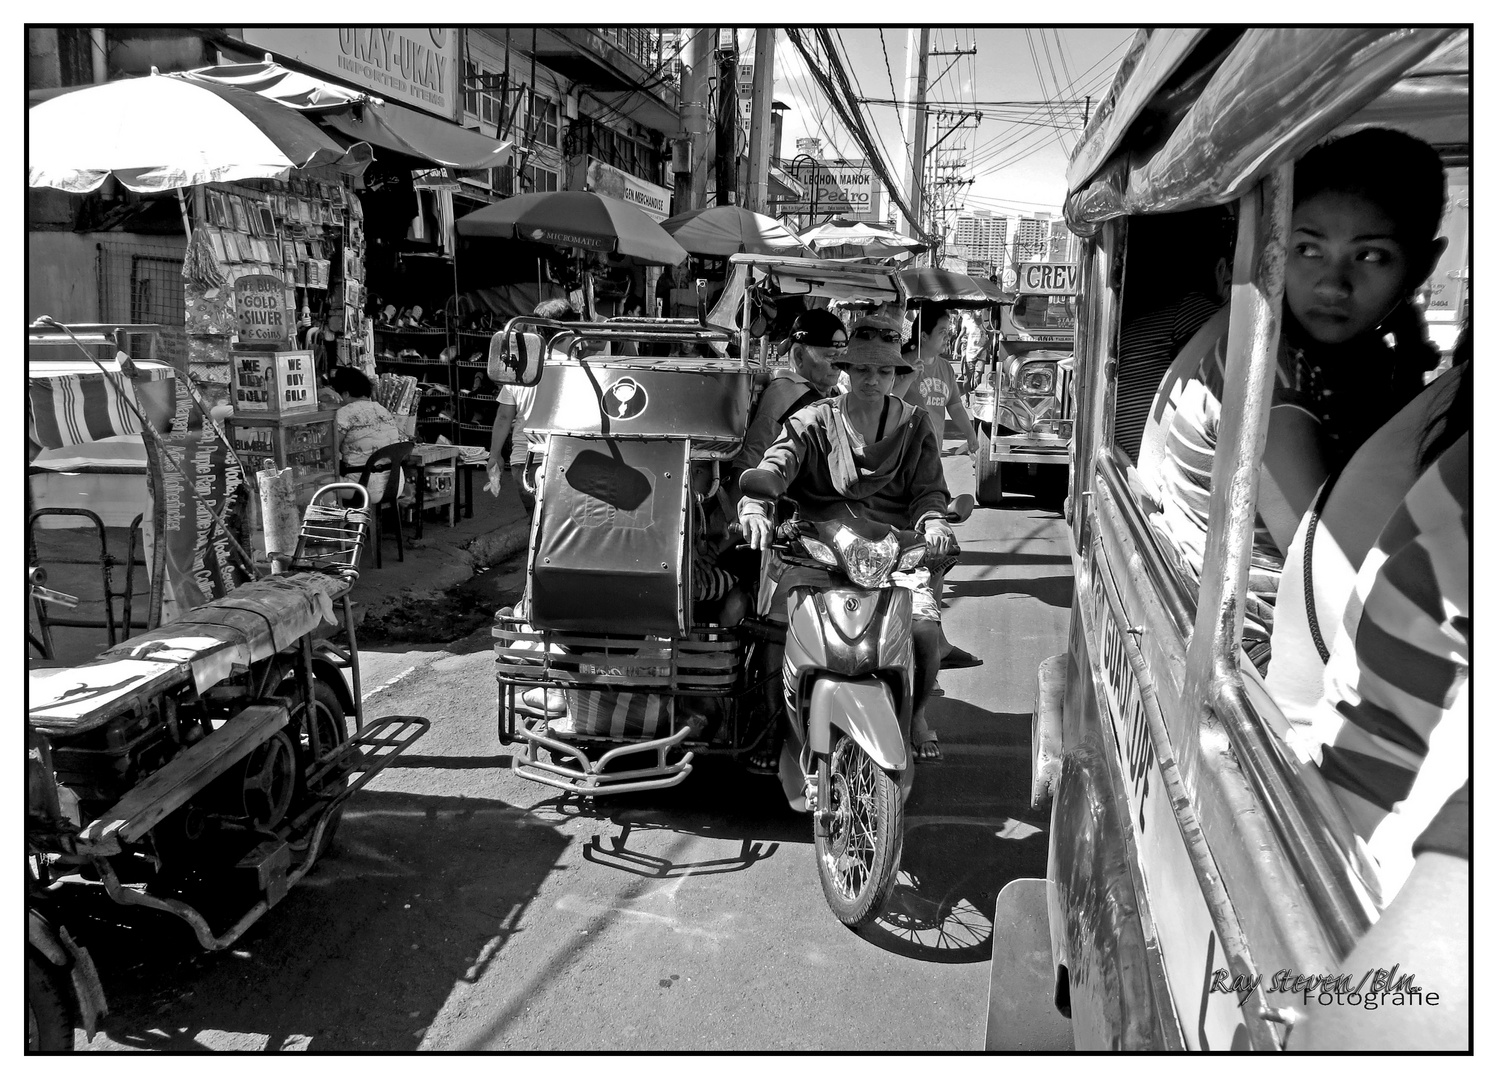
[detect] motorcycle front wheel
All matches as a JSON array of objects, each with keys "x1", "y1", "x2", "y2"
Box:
[{"x1": 815, "y1": 734, "x2": 904, "y2": 928}]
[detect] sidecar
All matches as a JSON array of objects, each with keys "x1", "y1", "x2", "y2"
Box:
[{"x1": 492, "y1": 257, "x2": 912, "y2": 796}]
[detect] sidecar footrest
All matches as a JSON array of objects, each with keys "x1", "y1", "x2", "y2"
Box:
[{"x1": 306, "y1": 714, "x2": 430, "y2": 798}]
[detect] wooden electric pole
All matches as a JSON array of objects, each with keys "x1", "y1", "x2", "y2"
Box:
[{"x1": 744, "y1": 28, "x2": 776, "y2": 214}]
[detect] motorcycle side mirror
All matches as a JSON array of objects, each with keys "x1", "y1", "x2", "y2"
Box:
[
  {"x1": 487, "y1": 329, "x2": 546, "y2": 387},
  {"x1": 945, "y1": 493, "x2": 975, "y2": 523},
  {"x1": 737, "y1": 468, "x2": 783, "y2": 501}
]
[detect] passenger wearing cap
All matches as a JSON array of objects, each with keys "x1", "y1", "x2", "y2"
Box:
[
  {"x1": 731, "y1": 309, "x2": 848, "y2": 483},
  {"x1": 739, "y1": 315, "x2": 956, "y2": 763}
]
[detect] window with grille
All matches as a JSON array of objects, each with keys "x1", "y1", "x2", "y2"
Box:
[
  {"x1": 464, "y1": 62, "x2": 502, "y2": 129},
  {"x1": 530, "y1": 93, "x2": 559, "y2": 149},
  {"x1": 525, "y1": 165, "x2": 559, "y2": 193}
]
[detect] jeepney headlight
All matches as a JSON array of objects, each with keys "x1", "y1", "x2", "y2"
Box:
[
  {"x1": 832, "y1": 526, "x2": 900, "y2": 588},
  {"x1": 1020, "y1": 364, "x2": 1054, "y2": 394}
]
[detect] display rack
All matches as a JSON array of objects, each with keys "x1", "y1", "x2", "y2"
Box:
[
  {"x1": 228, "y1": 408, "x2": 341, "y2": 506},
  {"x1": 372, "y1": 327, "x2": 455, "y2": 442}
]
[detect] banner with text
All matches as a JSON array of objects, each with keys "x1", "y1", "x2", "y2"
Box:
[
  {"x1": 779, "y1": 162, "x2": 876, "y2": 220},
  {"x1": 241, "y1": 27, "x2": 458, "y2": 119},
  {"x1": 585, "y1": 158, "x2": 672, "y2": 222}
]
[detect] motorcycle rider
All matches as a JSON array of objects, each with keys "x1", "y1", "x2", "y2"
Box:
[{"x1": 739, "y1": 314, "x2": 957, "y2": 763}]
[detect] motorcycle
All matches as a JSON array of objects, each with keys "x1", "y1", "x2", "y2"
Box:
[{"x1": 737, "y1": 476, "x2": 973, "y2": 926}]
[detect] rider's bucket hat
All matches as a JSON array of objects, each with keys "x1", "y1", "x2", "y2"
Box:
[{"x1": 840, "y1": 315, "x2": 914, "y2": 374}]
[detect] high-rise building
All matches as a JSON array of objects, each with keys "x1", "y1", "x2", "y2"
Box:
[
  {"x1": 951, "y1": 210, "x2": 1008, "y2": 274},
  {"x1": 1012, "y1": 213, "x2": 1051, "y2": 264}
]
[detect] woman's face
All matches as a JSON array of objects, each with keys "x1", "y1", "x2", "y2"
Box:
[
  {"x1": 845, "y1": 363, "x2": 897, "y2": 403},
  {"x1": 1286, "y1": 191, "x2": 1412, "y2": 345},
  {"x1": 921, "y1": 314, "x2": 953, "y2": 356}
]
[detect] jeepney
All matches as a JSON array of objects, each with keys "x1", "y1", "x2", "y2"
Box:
[
  {"x1": 971, "y1": 261, "x2": 1078, "y2": 507},
  {"x1": 984, "y1": 27, "x2": 1470, "y2": 1050}
]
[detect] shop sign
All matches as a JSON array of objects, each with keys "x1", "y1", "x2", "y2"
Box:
[
  {"x1": 585, "y1": 158, "x2": 672, "y2": 222},
  {"x1": 1016, "y1": 261, "x2": 1079, "y2": 295},
  {"x1": 413, "y1": 168, "x2": 463, "y2": 191},
  {"x1": 234, "y1": 274, "x2": 292, "y2": 348},
  {"x1": 780, "y1": 162, "x2": 875, "y2": 218},
  {"x1": 241, "y1": 27, "x2": 458, "y2": 119},
  {"x1": 231, "y1": 350, "x2": 319, "y2": 415}
]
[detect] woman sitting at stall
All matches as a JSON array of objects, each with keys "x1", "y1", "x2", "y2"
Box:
[{"x1": 328, "y1": 366, "x2": 405, "y2": 504}]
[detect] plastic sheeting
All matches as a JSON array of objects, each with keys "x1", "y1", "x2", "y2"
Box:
[{"x1": 1064, "y1": 28, "x2": 1461, "y2": 234}]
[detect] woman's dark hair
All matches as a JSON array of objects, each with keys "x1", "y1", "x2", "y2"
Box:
[
  {"x1": 1296, "y1": 128, "x2": 1448, "y2": 386},
  {"x1": 1294, "y1": 128, "x2": 1446, "y2": 257},
  {"x1": 328, "y1": 366, "x2": 374, "y2": 399}
]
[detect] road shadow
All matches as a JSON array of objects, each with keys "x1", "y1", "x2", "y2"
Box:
[
  {"x1": 858, "y1": 817, "x2": 1048, "y2": 964},
  {"x1": 953, "y1": 550, "x2": 1072, "y2": 568},
  {"x1": 854, "y1": 694, "x2": 1048, "y2": 964},
  {"x1": 945, "y1": 573, "x2": 1074, "y2": 609},
  {"x1": 69, "y1": 788, "x2": 569, "y2": 1051}
]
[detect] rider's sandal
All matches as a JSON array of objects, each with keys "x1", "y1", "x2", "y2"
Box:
[
  {"x1": 745, "y1": 737, "x2": 782, "y2": 774},
  {"x1": 912, "y1": 734, "x2": 943, "y2": 763}
]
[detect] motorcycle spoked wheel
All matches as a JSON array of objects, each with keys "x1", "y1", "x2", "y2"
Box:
[{"x1": 814, "y1": 734, "x2": 904, "y2": 929}]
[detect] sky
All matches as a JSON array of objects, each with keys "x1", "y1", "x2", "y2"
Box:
[{"x1": 767, "y1": 27, "x2": 1138, "y2": 224}]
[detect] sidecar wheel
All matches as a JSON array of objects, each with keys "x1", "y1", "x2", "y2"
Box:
[
  {"x1": 27, "y1": 953, "x2": 75, "y2": 1051},
  {"x1": 814, "y1": 735, "x2": 904, "y2": 929}
]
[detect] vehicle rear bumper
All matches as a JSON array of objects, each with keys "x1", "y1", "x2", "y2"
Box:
[{"x1": 986, "y1": 878, "x2": 1073, "y2": 1051}]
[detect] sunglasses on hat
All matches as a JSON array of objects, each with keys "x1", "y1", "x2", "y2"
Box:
[{"x1": 852, "y1": 326, "x2": 901, "y2": 343}]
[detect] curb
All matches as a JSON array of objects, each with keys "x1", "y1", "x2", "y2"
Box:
[{"x1": 464, "y1": 520, "x2": 531, "y2": 569}]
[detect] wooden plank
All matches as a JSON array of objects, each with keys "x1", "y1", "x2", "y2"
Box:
[
  {"x1": 79, "y1": 704, "x2": 288, "y2": 848},
  {"x1": 28, "y1": 658, "x2": 190, "y2": 731}
]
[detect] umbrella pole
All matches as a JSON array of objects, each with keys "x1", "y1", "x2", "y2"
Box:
[
  {"x1": 537, "y1": 257, "x2": 542, "y2": 305},
  {"x1": 176, "y1": 188, "x2": 193, "y2": 243}
]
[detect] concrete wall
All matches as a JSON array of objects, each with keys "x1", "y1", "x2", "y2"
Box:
[{"x1": 28, "y1": 231, "x2": 102, "y2": 323}]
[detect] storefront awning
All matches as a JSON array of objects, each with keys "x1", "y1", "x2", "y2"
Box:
[
  {"x1": 185, "y1": 61, "x2": 514, "y2": 172},
  {"x1": 319, "y1": 100, "x2": 514, "y2": 171}
]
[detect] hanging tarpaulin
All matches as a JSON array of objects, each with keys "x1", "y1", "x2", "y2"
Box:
[{"x1": 140, "y1": 374, "x2": 254, "y2": 622}]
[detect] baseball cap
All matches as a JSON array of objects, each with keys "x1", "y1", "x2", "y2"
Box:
[{"x1": 788, "y1": 309, "x2": 848, "y2": 348}]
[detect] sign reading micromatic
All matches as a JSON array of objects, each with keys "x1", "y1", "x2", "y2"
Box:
[{"x1": 240, "y1": 27, "x2": 458, "y2": 118}]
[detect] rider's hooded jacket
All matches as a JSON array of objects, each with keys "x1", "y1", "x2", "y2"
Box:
[{"x1": 738, "y1": 393, "x2": 950, "y2": 533}]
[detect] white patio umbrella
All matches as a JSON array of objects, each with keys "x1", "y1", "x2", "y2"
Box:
[
  {"x1": 28, "y1": 71, "x2": 360, "y2": 194},
  {"x1": 799, "y1": 217, "x2": 929, "y2": 260}
]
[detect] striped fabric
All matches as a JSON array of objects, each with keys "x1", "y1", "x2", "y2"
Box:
[
  {"x1": 27, "y1": 370, "x2": 144, "y2": 460},
  {"x1": 1115, "y1": 292, "x2": 1221, "y2": 462},
  {"x1": 1314, "y1": 434, "x2": 1469, "y2": 901}
]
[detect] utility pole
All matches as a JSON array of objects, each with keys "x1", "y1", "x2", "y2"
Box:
[
  {"x1": 678, "y1": 27, "x2": 714, "y2": 212},
  {"x1": 901, "y1": 27, "x2": 930, "y2": 244},
  {"x1": 743, "y1": 28, "x2": 776, "y2": 215},
  {"x1": 715, "y1": 29, "x2": 738, "y2": 206}
]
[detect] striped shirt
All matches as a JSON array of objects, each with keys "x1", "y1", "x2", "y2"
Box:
[
  {"x1": 1145, "y1": 322, "x2": 1413, "y2": 641},
  {"x1": 1115, "y1": 292, "x2": 1222, "y2": 463},
  {"x1": 1313, "y1": 434, "x2": 1469, "y2": 903}
]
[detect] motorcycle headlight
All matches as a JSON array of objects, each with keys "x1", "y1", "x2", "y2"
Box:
[
  {"x1": 799, "y1": 536, "x2": 839, "y2": 567},
  {"x1": 832, "y1": 526, "x2": 900, "y2": 588}
]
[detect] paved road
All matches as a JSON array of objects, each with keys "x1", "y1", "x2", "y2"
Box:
[{"x1": 72, "y1": 455, "x2": 1074, "y2": 1052}]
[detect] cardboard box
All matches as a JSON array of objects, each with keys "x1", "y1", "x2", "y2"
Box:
[{"x1": 231, "y1": 350, "x2": 319, "y2": 415}]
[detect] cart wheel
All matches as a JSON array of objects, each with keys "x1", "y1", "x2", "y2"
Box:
[
  {"x1": 239, "y1": 730, "x2": 298, "y2": 829},
  {"x1": 27, "y1": 952, "x2": 75, "y2": 1052},
  {"x1": 280, "y1": 677, "x2": 349, "y2": 860},
  {"x1": 975, "y1": 426, "x2": 1004, "y2": 507}
]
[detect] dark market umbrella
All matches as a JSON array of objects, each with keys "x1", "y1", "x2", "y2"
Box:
[
  {"x1": 662, "y1": 206, "x2": 810, "y2": 256},
  {"x1": 899, "y1": 267, "x2": 1005, "y2": 308},
  {"x1": 455, "y1": 191, "x2": 688, "y2": 265},
  {"x1": 28, "y1": 72, "x2": 361, "y2": 193}
]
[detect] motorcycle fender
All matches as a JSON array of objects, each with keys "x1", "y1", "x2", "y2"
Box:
[
  {"x1": 310, "y1": 655, "x2": 356, "y2": 716},
  {"x1": 808, "y1": 676, "x2": 907, "y2": 771}
]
